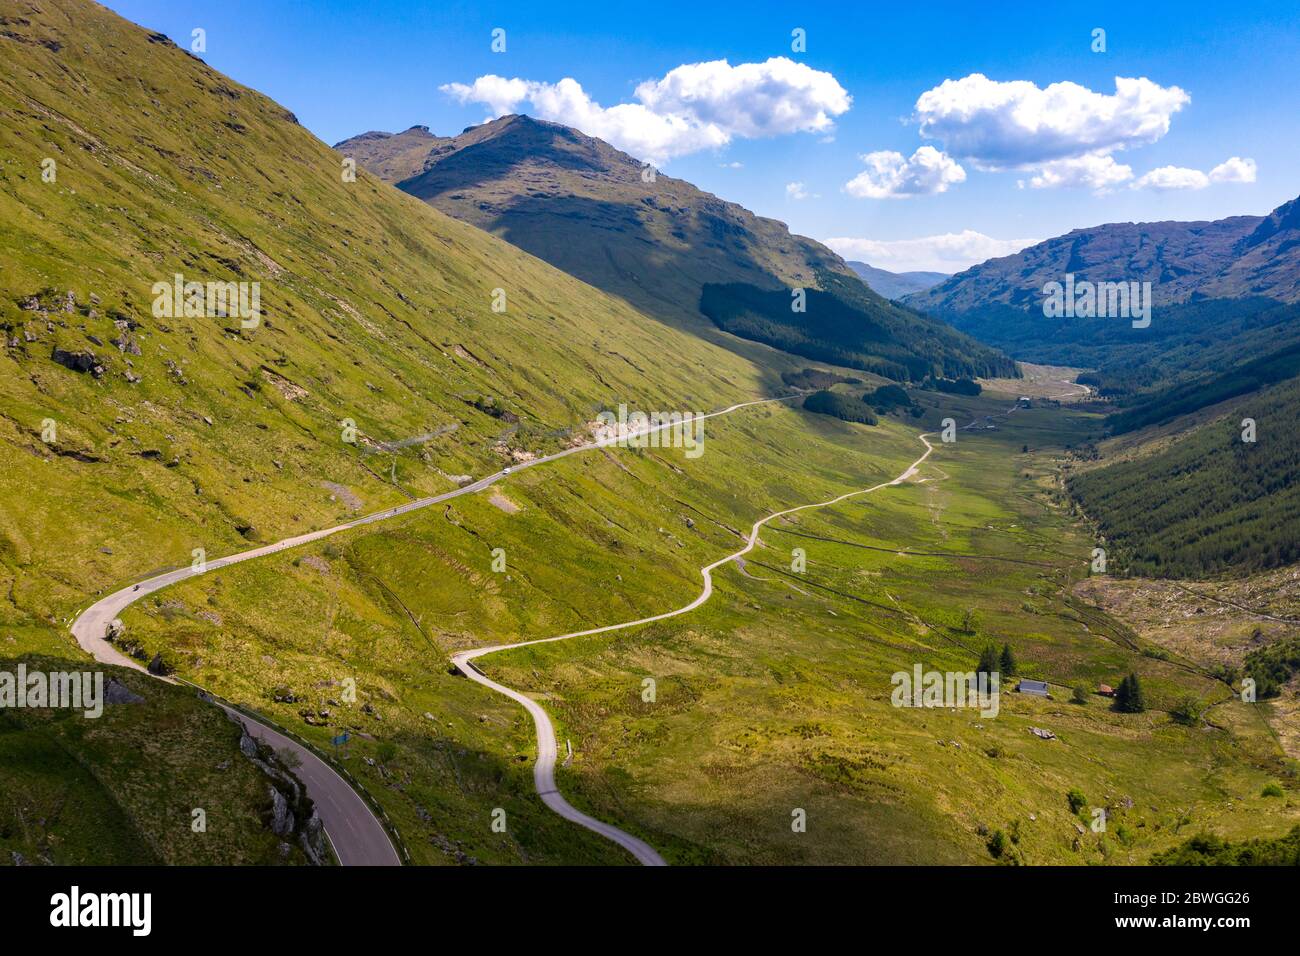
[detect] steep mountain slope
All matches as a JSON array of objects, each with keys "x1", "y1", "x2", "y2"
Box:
[
  {"x1": 1202, "y1": 195, "x2": 1300, "y2": 302},
  {"x1": 1, "y1": 656, "x2": 322, "y2": 865},
  {"x1": 847, "y1": 261, "x2": 948, "y2": 300},
  {"x1": 0, "y1": 0, "x2": 818, "y2": 867},
  {"x1": 337, "y1": 117, "x2": 1014, "y2": 381},
  {"x1": 0, "y1": 0, "x2": 771, "y2": 654},
  {"x1": 903, "y1": 195, "x2": 1300, "y2": 413},
  {"x1": 699, "y1": 269, "x2": 1011, "y2": 380},
  {"x1": 906, "y1": 202, "x2": 1300, "y2": 317},
  {"x1": 0, "y1": 0, "x2": 1020, "y2": 870}
]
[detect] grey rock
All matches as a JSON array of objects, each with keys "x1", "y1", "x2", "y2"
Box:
[
  {"x1": 104, "y1": 678, "x2": 145, "y2": 705},
  {"x1": 299, "y1": 808, "x2": 329, "y2": 865},
  {"x1": 51, "y1": 347, "x2": 101, "y2": 375},
  {"x1": 269, "y1": 785, "x2": 295, "y2": 837}
]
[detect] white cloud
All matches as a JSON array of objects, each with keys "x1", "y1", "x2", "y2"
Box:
[
  {"x1": 823, "y1": 230, "x2": 1037, "y2": 274},
  {"x1": 1027, "y1": 154, "x2": 1133, "y2": 191},
  {"x1": 634, "y1": 58, "x2": 850, "y2": 139},
  {"x1": 786, "y1": 181, "x2": 811, "y2": 199},
  {"x1": 914, "y1": 74, "x2": 1190, "y2": 169},
  {"x1": 719, "y1": 161, "x2": 744, "y2": 169},
  {"x1": 441, "y1": 58, "x2": 850, "y2": 165},
  {"x1": 1132, "y1": 165, "x2": 1210, "y2": 191},
  {"x1": 442, "y1": 76, "x2": 728, "y2": 162},
  {"x1": 1127, "y1": 156, "x2": 1258, "y2": 191},
  {"x1": 441, "y1": 75, "x2": 532, "y2": 116},
  {"x1": 1209, "y1": 156, "x2": 1257, "y2": 183},
  {"x1": 844, "y1": 146, "x2": 966, "y2": 199}
]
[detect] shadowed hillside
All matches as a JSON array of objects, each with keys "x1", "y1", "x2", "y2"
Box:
[{"x1": 337, "y1": 116, "x2": 1013, "y2": 381}]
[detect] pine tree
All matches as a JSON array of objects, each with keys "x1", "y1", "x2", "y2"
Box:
[
  {"x1": 1114, "y1": 673, "x2": 1147, "y2": 713},
  {"x1": 999, "y1": 643, "x2": 1017, "y2": 677},
  {"x1": 1127, "y1": 673, "x2": 1147, "y2": 712},
  {"x1": 1114, "y1": 675, "x2": 1131, "y2": 711},
  {"x1": 977, "y1": 644, "x2": 1000, "y2": 677}
]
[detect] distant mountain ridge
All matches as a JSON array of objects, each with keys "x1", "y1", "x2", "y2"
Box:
[
  {"x1": 847, "y1": 261, "x2": 948, "y2": 300},
  {"x1": 905, "y1": 195, "x2": 1300, "y2": 316},
  {"x1": 337, "y1": 116, "x2": 1015, "y2": 381}
]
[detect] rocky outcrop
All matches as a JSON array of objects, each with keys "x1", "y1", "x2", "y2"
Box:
[
  {"x1": 298, "y1": 807, "x2": 329, "y2": 865},
  {"x1": 228, "y1": 713, "x2": 331, "y2": 865},
  {"x1": 51, "y1": 347, "x2": 104, "y2": 377},
  {"x1": 268, "y1": 785, "x2": 294, "y2": 836}
]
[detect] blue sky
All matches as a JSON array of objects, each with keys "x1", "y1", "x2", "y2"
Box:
[{"x1": 106, "y1": 0, "x2": 1300, "y2": 272}]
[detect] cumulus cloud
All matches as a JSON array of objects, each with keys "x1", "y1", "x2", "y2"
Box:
[
  {"x1": 786, "y1": 181, "x2": 811, "y2": 200},
  {"x1": 1131, "y1": 165, "x2": 1210, "y2": 191},
  {"x1": 441, "y1": 75, "x2": 532, "y2": 116},
  {"x1": 844, "y1": 146, "x2": 966, "y2": 199},
  {"x1": 823, "y1": 230, "x2": 1037, "y2": 274},
  {"x1": 914, "y1": 74, "x2": 1190, "y2": 169},
  {"x1": 441, "y1": 57, "x2": 850, "y2": 165},
  {"x1": 634, "y1": 58, "x2": 850, "y2": 138},
  {"x1": 1129, "y1": 157, "x2": 1257, "y2": 191},
  {"x1": 1209, "y1": 156, "x2": 1257, "y2": 183},
  {"x1": 1026, "y1": 154, "x2": 1133, "y2": 191}
]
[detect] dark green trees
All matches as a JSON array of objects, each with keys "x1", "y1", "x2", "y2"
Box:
[{"x1": 1113, "y1": 673, "x2": 1147, "y2": 713}]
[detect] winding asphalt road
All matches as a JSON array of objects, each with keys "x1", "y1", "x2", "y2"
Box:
[
  {"x1": 69, "y1": 395, "x2": 790, "y2": 866},
  {"x1": 452, "y1": 432, "x2": 935, "y2": 865}
]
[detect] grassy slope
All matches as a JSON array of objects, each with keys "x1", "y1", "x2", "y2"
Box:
[
  {"x1": 484, "y1": 398, "x2": 1296, "y2": 864},
  {"x1": 0, "y1": 0, "x2": 765, "y2": 658},
  {"x1": 0, "y1": 655, "x2": 312, "y2": 865}
]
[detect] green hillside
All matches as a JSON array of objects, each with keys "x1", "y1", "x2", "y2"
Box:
[
  {"x1": 1, "y1": 655, "x2": 320, "y2": 865},
  {"x1": 701, "y1": 272, "x2": 1015, "y2": 382},
  {"x1": 1106, "y1": 339, "x2": 1300, "y2": 434},
  {"x1": 1068, "y1": 377, "x2": 1300, "y2": 578},
  {"x1": 0, "y1": 0, "x2": 765, "y2": 659},
  {"x1": 113, "y1": 393, "x2": 1298, "y2": 865},
  {"x1": 0, "y1": 0, "x2": 764, "y2": 864}
]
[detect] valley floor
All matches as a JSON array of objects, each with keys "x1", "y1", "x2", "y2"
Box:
[{"x1": 104, "y1": 390, "x2": 1297, "y2": 864}]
